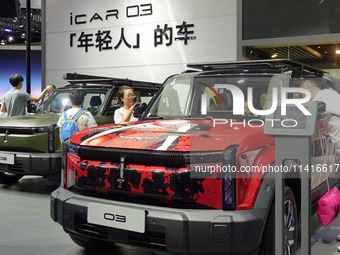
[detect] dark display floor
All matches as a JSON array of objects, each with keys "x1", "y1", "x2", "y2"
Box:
[{"x1": 0, "y1": 176, "x2": 339, "y2": 255}]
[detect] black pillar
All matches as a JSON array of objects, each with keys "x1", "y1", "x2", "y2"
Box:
[{"x1": 26, "y1": 0, "x2": 31, "y2": 94}]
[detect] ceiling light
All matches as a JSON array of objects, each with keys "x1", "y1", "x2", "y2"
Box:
[{"x1": 271, "y1": 53, "x2": 278, "y2": 58}]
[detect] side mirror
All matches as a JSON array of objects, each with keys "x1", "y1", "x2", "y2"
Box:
[
  {"x1": 27, "y1": 103, "x2": 37, "y2": 113},
  {"x1": 133, "y1": 102, "x2": 147, "y2": 118}
]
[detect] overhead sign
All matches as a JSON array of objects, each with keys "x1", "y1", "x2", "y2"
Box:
[{"x1": 45, "y1": 0, "x2": 237, "y2": 85}]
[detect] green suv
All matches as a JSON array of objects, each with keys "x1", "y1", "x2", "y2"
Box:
[{"x1": 0, "y1": 73, "x2": 160, "y2": 184}]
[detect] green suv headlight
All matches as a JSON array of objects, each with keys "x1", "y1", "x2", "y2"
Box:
[{"x1": 30, "y1": 127, "x2": 49, "y2": 133}]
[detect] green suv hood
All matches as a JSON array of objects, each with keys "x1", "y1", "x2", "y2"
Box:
[{"x1": 0, "y1": 114, "x2": 60, "y2": 127}]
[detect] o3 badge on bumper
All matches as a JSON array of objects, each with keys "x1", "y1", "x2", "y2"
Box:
[
  {"x1": 87, "y1": 202, "x2": 146, "y2": 233},
  {"x1": 0, "y1": 152, "x2": 14, "y2": 165}
]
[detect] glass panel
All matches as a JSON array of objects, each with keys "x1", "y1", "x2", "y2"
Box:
[{"x1": 245, "y1": 44, "x2": 340, "y2": 77}]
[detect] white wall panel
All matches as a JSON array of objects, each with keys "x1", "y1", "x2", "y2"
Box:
[{"x1": 45, "y1": 0, "x2": 237, "y2": 86}]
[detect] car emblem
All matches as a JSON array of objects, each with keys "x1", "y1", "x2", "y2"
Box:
[{"x1": 117, "y1": 155, "x2": 126, "y2": 189}]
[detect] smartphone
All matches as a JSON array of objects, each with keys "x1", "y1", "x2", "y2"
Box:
[{"x1": 134, "y1": 96, "x2": 141, "y2": 103}]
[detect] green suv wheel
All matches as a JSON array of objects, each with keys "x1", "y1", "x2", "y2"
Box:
[{"x1": 0, "y1": 172, "x2": 23, "y2": 184}]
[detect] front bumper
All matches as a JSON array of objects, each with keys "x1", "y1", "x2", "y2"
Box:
[
  {"x1": 0, "y1": 150, "x2": 61, "y2": 176},
  {"x1": 51, "y1": 187, "x2": 267, "y2": 255}
]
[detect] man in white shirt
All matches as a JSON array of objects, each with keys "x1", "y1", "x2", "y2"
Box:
[{"x1": 300, "y1": 80, "x2": 340, "y2": 153}]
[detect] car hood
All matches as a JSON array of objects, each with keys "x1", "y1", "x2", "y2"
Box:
[
  {"x1": 71, "y1": 119, "x2": 273, "y2": 152},
  {"x1": 0, "y1": 114, "x2": 59, "y2": 127}
]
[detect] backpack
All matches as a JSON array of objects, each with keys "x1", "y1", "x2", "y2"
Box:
[{"x1": 60, "y1": 109, "x2": 85, "y2": 141}]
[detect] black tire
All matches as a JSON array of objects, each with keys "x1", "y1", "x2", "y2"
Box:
[
  {"x1": 259, "y1": 186, "x2": 298, "y2": 255},
  {"x1": 69, "y1": 234, "x2": 115, "y2": 250},
  {"x1": 0, "y1": 172, "x2": 23, "y2": 184}
]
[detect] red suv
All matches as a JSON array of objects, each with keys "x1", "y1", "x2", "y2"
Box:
[{"x1": 51, "y1": 59, "x2": 340, "y2": 255}]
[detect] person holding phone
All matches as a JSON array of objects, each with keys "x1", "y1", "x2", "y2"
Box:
[
  {"x1": 0, "y1": 74, "x2": 55, "y2": 117},
  {"x1": 114, "y1": 85, "x2": 139, "y2": 124}
]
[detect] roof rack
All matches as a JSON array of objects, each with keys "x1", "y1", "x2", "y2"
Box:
[
  {"x1": 63, "y1": 73, "x2": 161, "y2": 89},
  {"x1": 63, "y1": 73, "x2": 132, "y2": 84},
  {"x1": 187, "y1": 59, "x2": 327, "y2": 76}
]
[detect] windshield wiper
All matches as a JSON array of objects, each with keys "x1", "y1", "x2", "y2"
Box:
[
  {"x1": 144, "y1": 116, "x2": 166, "y2": 120},
  {"x1": 179, "y1": 116, "x2": 214, "y2": 120}
]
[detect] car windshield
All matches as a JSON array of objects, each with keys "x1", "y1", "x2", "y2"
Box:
[
  {"x1": 36, "y1": 88, "x2": 110, "y2": 116},
  {"x1": 145, "y1": 73, "x2": 290, "y2": 120}
]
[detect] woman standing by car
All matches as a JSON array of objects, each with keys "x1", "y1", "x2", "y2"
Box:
[{"x1": 114, "y1": 86, "x2": 139, "y2": 124}]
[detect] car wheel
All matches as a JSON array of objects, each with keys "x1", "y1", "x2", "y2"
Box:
[
  {"x1": 259, "y1": 186, "x2": 298, "y2": 255},
  {"x1": 0, "y1": 172, "x2": 23, "y2": 184},
  {"x1": 69, "y1": 234, "x2": 115, "y2": 249}
]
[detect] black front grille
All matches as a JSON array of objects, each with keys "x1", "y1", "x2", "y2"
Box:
[
  {"x1": 75, "y1": 215, "x2": 108, "y2": 239},
  {"x1": 0, "y1": 128, "x2": 44, "y2": 135},
  {"x1": 1, "y1": 160, "x2": 24, "y2": 173},
  {"x1": 74, "y1": 212, "x2": 166, "y2": 248},
  {"x1": 77, "y1": 146, "x2": 222, "y2": 167},
  {"x1": 129, "y1": 231, "x2": 166, "y2": 247},
  {"x1": 8, "y1": 164, "x2": 24, "y2": 173},
  {"x1": 70, "y1": 186, "x2": 212, "y2": 209}
]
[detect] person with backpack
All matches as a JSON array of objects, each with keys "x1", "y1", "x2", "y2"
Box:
[{"x1": 57, "y1": 89, "x2": 97, "y2": 141}]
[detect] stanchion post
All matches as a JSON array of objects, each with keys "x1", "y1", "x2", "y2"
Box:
[{"x1": 264, "y1": 101, "x2": 320, "y2": 255}]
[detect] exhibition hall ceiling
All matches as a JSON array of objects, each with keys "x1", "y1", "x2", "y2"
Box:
[{"x1": 0, "y1": 0, "x2": 41, "y2": 46}]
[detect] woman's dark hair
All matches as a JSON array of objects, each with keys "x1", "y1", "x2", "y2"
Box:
[
  {"x1": 9, "y1": 74, "x2": 24, "y2": 87},
  {"x1": 69, "y1": 89, "x2": 85, "y2": 105},
  {"x1": 117, "y1": 85, "x2": 134, "y2": 104},
  {"x1": 49, "y1": 84, "x2": 57, "y2": 90}
]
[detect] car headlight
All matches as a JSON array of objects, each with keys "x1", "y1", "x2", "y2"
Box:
[
  {"x1": 61, "y1": 142, "x2": 79, "y2": 189},
  {"x1": 31, "y1": 127, "x2": 49, "y2": 133},
  {"x1": 221, "y1": 145, "x2": 238, "y2": 210},
  {"x1": 47, "y1": 125, "x2": 57, "y2": 153},
  {"x1": 65, "y1": 142, "x2": 79, "y2": 155}
]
